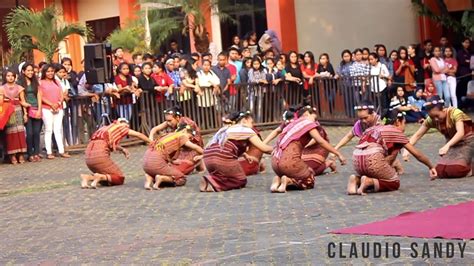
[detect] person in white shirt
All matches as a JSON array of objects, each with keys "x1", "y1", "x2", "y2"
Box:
[
  {"x1": 369, "y1": 53, "x2": 391, "y2": 112},
  {"x1": 196, "y1": 60, "x2": 220, "y2": 108}
]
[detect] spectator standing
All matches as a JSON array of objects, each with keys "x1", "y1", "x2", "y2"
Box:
[
  {"x1": 376, "y1": 44, "x2": 393, "y2": 77},
  {"x1": 61, "y1": 57, "x2": 78, "y2": 95},
  {"x1": 1, "y1": 70, "x2": 28, "y2": 164},
  {"x1": 349, "y1": 48, "x2": 370, "y2": 99},
  {"x1": 132, "y1": 53, "x2": 143, "y2": 67},
  {"x1": 17, "y1": 63, "x2": 42, "y2": 162},
  {"x1": 285, "y1": 51, "x2": 305, "y2": 97},
  {"x1": 361, "y1": 47, "x2": 370, "y2": 65},
  {"x1": 113, "y1": 47, "x2": 127, "y2": 66},
  {"x1": 212, "y1": 53, "x2": 232, "y2": 111},
  {"x1": 408, "y1": 44, "x2": 424, "y2": 88},
  {"x1": 317, "y1": 53, "x2": 335, "y2": 77},
  {"x1": 114, "y1": 62, "x2": 138, "y2": 120},
  {"x1": 228, "y1": 47, "x2": 243, "y2": 84},
  {"x1": 444, "y1": 47, "x2": 458, "y2": 108},
  {"x1": 151, "y1": 62, "x2": 174, "y2": 103},
  {"x1": 456, "y1": 37, "x2": 472, "y2": 107},
  {"x1": 301, "y1": 51, "x2": 319, "y2": 93},
  {"x1": 230, "y1": 35, "x2": 241, "y2": 49},
  {"x1": 239, "y1": 57, "x2": 252, "y2": 84},
  {"x1": 368, "y1": 53, "x2": 390, "y2": 111},
  {"x1": 393, "y1": 46, "x2": 416, "y2": 94},
  {"x1": 137, "y1": 62, "x2": 157, "y2": 93},
  {"x1": 167, "y1": 39, "x2": 184, "y2": 56},
  {"x1": 429, "y1": 46, "x2": 450, "y2": 106},
  {"x1": 38, "y1": 64, "x2": 70, "y2": 159}
]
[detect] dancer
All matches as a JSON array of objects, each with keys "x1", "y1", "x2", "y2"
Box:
[
  {"x1": 200, "y1": 111, "x2": 273, "y2": 192},
  {"x1": 143, "y1": 123, "x2": 203, "y2": 190},
  {"x1": 271, "y1": 106, "x2": 346, "y2": 193},
  {"x1": 238, "y1": 126, "x2": 267, "y2": 176},
  {"x1": 404, "y1": 96, "x2": 473, "y2": 178},
  {"x1": 333, "y1": 101, "x2": 381, "y2": 150},
  {"x1": 264, "y1": 107, "x2": 336, "y2": 175},
  {"x1": 80, "y1": 118, "x2": 150, "y2": 188},
  {"x1": 149, "y1": 105, "x2": 204, "y2": 174},
  {"x1": 349, "y1": 110, "x2": 437, "y2": 195}
]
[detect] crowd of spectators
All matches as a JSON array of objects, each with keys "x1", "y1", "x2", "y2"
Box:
[{"x1": 0, "y1": 31, "x2": 472, "y2": 165}]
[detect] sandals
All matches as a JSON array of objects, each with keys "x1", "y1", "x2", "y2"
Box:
[
  {"x1": 59, "y1": 153, "x2": 71, "y2": 158},
  {"x1": 47, "y1": 154, "x2": 55, "y2": 159},
  {"x1": 10, "y1": 156, "x2": 18, "y2": 165}
]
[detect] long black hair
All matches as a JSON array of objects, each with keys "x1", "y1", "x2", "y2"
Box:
[
  {"x1": 116, "y1": 62, "x2": 132, "y2": 86},
  {"x1": 303, "y1": 51, "x2": 316, "y2": 70},
  {"x1": 2, "y1": 69, "x2": 17, "y2": 85},
  {"x1": 40, "y1": 64, "x2": 59, "y2": 85},
  {"x1": 17, "y1": 63, "x2": 39, "y2": 94},
  {"x1": 382, "y1": 109, "x2": 405, "y2": 125},
  {"x1": 340, "y1": 49, "x2": 352, "y2": 67}
]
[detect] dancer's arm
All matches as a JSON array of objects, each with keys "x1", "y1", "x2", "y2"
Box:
[
  {"x1": 309, "y1": 129, "x2": 346, "y2": 165},
  {"x1": 263, "y1": 127, "x2": 282, "y2": 144},
  {"x1": 334, "y1": 130, "x2": 354, "y2": 150},
  {"x1": 128, "y1": 129, "x2": 151, "y2": 144},
  {"x1": 184, "y1": 141, "x2": 204, "y2": 154},
  {"x1": 249, "y1": 135, "x2": 273, "y2": 153},
  {"x1": 439, "y1": 121, "x2": 464, "y2": 156},
  {"x1": 403, "y1": 124, "x2": 429, "y2": 160},
  {"x1": 403, "y1": 143, "x2": 437, "y2": 179},
  {"x1": 148, "y1": 122, "x2": 168, "y2": 140}
]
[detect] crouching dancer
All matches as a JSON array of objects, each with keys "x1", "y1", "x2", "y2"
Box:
[
  {"x1": 81, "y1": 118, "x2": 150, "y2": 188},
  {"x1": 143, "y1": 123, "x2": 204, "y2": 190},
  {"x1": 349, "y1": 110, "x2": 437, "y2": 195}
]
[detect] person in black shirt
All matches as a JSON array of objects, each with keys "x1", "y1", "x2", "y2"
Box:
[{"x1": 137, "y1": 62, "x2": 157, "y2": 92}]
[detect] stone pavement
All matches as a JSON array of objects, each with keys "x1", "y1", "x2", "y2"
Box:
[{"x1": 0, "y1": 124, "x2": 472, "y2": 264}]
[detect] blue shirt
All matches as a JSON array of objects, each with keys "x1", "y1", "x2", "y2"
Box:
[{"x1": 229, "y1": 60, "x2": 243, "y2": 83}]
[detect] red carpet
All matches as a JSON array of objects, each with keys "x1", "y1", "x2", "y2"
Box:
[{"x1": 331, "y1": 201, "x2": 474, "y2": 240}]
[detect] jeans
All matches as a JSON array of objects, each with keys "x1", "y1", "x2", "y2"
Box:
[
  {"x1": 42, "y1": 108, "x2": 65, "y2": 154},
  {"x1": 25, "y1": 117, "x2": 43, "y2": 157},
  {"x1": 434, "y1": 80, "x2": 451, "y2": 107},
  {"x1": 446, "y1": 76, "x2": 458, "y2": 108}
]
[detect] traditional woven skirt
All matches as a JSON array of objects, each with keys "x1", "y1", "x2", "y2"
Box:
[
  {"x1": 85, "y1": 139, "x2": 125, "y2": 186},
  {"x1": 203, "y1": 142, "x2": 247, "y2": 192},
  {"x1": 302, "y1": 144, "x2": 329, "y2": 176},
  {"x1": 143, "y1": 148, "x2": 186, "y2": 186},
  {"x1": 5, "y1": 104, "x2": 27, "y2": 155},
  {"x1": 271, "y1": 141, "x2": 315, "y2": 190},
  {"x1": 436, "y1": 134, "x2": 474, "y2": 178},
  {"x1": 352, "y1": 143, "x2": 400, "y2": 192}
]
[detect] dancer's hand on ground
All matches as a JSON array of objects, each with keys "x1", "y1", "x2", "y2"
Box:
[
  {"x1": 122, "y1": 148, "x2": 130, "y2": 159},
  {"x1": 438, "y1": 145, "x2": 449, "y2": 156},
  {"x1": 402, "y1": 150, "x2": 410, "y2": 161},
  {"x1": 338, "y1": 154, "x2": 347, "y2": 165},
  {"x1": 429, "y1": 168, "x2": 438, "y2": 180}
]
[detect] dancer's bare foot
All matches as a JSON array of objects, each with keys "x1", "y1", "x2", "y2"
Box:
[
  {"x1": 90, "y1": 173, "x2": 107, "y2": 189},
  {"x1": 259, "y1": 162, "x2": 266, "y2": 173},
  {"x1": 153, "y1": 175, "x2": 163, "y2": 190},
  {"x1": 80, "y1": 174, "x2": 92, "y2": 189},
  {"x1": 393, "y1": 160, "x2": 404, "y2": 175},
  {"x1": 277, "y1": 175, "x2": 288, "y2": 193},
  {"x1": 144, "y1": 174, "x2": 154, "y2": 190},
  {"x1": 327, "y1": 160, "x2": 337, "y2": 174},
  {"x1": 270, "y1": 176, "x2": 281, "y2": 192},
  {"x1": 347, "y1": 174, "x2": 359, "y2": 195},
  {"x1": 199, "y1": 176, "x2": 208, "y2": 192},
  {"x1": 357, "y1": 176, "x2": 372, "y2": 196}
]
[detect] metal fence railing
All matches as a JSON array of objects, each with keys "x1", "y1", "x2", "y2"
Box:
[{"x1": 60, "y1": 75, "x2": 389, "y2": 149}]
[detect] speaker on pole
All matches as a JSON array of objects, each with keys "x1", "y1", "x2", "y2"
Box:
[{"x1": 84, "y1": 43, "x2": 113, "y2": 84}]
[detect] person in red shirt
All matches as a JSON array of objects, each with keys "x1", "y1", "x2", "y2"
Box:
[
  {"x1": 301, "y1": 51, "x2": 319, "y2": 91},
  {"x1": 151, "y1": 62, "x2": 174, "y2": 103},
  {"x1": 113, "y1": 47, "x2": 128, "y2": 67}
]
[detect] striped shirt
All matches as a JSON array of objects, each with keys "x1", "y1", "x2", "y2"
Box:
[
  {"x1": 152, "y1": 132, "x2": 188, "y2": 161},
  {"x1": 358, "y1": 125, "x2": 408, "y2": 154},
  {"x1": 91, "y1": 122, "x2": 130, "y2": 150}
]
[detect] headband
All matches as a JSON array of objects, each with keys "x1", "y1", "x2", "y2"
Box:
[
  {"x1": 354, "y1": 105, "x2": 375, "y2": 110},
  {"x1": 382, "y1": 112, "x2": 405, "y2": 124},
  {"x1": 117, "y1": 118, "x2": 129, "y2": 124},
  {"x1": 423, "y1": 99, "x2": 444, "y2": 107},
  {"x1": 164, "y1": 109, "x2": 181, "y2": 116},
  {"x1": 222, "y1": 117, "x2": 235, "y2": 125},
  {"x1": 238, "y1": 111, "x2": 251, "y2": 118},
  {"x1": 301, "y1": 105, "x2": 317, "y2": 113}
]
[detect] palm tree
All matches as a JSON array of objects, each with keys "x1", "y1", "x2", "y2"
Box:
[
  {"x1": 3, "y1": 6, "x2": 89, "y2": 63},
  {"x1": 141, "y1": 0, "x2": 257, "y2": 54}
]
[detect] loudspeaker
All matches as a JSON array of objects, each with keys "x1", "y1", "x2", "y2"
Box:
[{"x1": 84, "y1": 43, "x2": 113, "y2": 84}]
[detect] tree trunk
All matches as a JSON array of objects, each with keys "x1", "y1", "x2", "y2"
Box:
[{"x1": 193, "y1": 24, "x2": 210, "y2": 54}]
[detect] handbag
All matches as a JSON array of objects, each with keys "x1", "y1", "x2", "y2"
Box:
[{"x1": 28, "y1": 106, "x2": 42, "y2": 119}]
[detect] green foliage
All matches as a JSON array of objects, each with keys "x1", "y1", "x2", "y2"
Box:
[
  {"x1": 107, "y1": 21, "x2": 151, "y2": 54},
  {"x1": 411, "y1": 0, "x2": 473, "y2": 37},
  {"x1": 3, "y1": 6, "x2": 89, "y2": 63}
]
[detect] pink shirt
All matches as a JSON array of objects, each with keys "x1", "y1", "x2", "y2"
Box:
[
  {"x1": 39, "y1": 80, "x2": 62, "y2": 110},
  {"x1": 444, "y1": 58, "x2": 458, "y2": 77}
]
